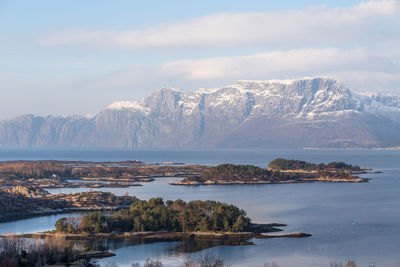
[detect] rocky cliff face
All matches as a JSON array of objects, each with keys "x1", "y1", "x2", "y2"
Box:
[{"x1": 1, "y1": 77, "x2": 400, "y2": 149}]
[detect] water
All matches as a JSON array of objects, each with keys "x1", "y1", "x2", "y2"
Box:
[
  {"x1": 0, "y1": 212, "x2": 88, "y2": 235},
  {"x1": 0, "y1": 149, "x2": 399, "y2": 266}
]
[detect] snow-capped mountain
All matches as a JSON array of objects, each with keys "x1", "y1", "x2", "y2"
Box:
[{"x1": 1, "y1": 77, "x2": 400, "y2": 148}]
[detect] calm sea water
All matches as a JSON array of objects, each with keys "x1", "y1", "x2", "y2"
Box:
[{"x1": 0, "y1": 149, "x2": 399, "y2": 267}]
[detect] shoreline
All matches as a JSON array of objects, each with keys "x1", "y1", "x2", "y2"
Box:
[
  {"x1": 0, "y1": 159, "x2": 375, "y2": 189},
  {"x1": 171, "y1": 177, "x2": 370, "y2": 186},
  {"x1": 0, "y1": 206, "x2": 131, "y2": 223},
  {"x1": 0, "y1": 229, "x2": 312, "y2": 262},
  {"x1": 1, "y1": 229, "x2": 312, "y2": 242}
]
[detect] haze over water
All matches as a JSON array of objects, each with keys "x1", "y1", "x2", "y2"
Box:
[{"x1": 0, "y1": 149, "x2": 399, "y2": 267}]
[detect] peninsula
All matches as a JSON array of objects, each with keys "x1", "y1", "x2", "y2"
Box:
[
  {"x1": 1, "y1": 197, "x2": 311, "y2": 266},
  {"x1": 0, "y1": 160, "x2": 208, "y2": 189},
  {"x1": 172, "y1": 159, "x2": 370, "y2": 185},
  {"x1": 0, "y1": 188, "x2": 136, "y2": 222}
]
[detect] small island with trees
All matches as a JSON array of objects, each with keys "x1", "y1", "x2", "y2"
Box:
[
  {"x1": 55, "y1": 198, "x2": 251, "y2": 234},
  {"x1": 0, "y1": 197, "x2": 310, "y2": 266},
  {"x1": 172, "y1": 158, "x2": 370, "y2": 185},
  {"x1": 12, "y1": 197, "x2": 310, "y2": 245}
]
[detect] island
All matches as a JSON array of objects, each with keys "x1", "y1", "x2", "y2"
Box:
[
  {"x1": 0, "y1": 160, "x2": 208, "y2": 189},
  {"x1": 0, "y1": 159, "x2": 371, "y2": 190},
  {"x1": 172, "y1": 158, "x2": 370, "y2": 185},
  {"x1": 1, "y1": 197, "x2": 311, "y2": 266}
]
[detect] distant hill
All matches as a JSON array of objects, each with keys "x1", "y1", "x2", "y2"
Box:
[{"x1": 1, "y1": 77, "x2": 400, "y2": 149}]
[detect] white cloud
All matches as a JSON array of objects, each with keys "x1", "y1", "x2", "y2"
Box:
[
  {"x1": 159, "y1": 48, "x2": 386, "y2": 80},
  {"x1": 33, "y1": 0, "x2": 400, "y2": 103},
  {"x1": 83, "y1": 47, "x2": 400, "y2": 93},
  {"x1": 39, "y1": 0, "x2": 400, "y2": 50}
]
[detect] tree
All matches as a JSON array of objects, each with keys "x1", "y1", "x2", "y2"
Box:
[
  {"x1": 199, "y1": 217, "x2": 210, "y2": 231},
  {"x1": 55, "y1": 218, "x2": 67, "y2": 232},
  {"x1": 54, "y1": 198, "x2": 251, "y2": 234},
  {"x1": 232, "y1": 215, "x2": 245, "y2": 232},
  {"x1": 223, "y1": 219, "x2": 231, "y2": 232},
  {"x1": 67, "y1": 223, "x2": 75, "y2": 233},
  {"x1": 94, "y1": 223, "x2": 101, "y2": 233}
]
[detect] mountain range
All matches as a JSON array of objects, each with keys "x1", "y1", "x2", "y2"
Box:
[{"x1": 1, "y1": 77, "x2": 400, "y2": 149}]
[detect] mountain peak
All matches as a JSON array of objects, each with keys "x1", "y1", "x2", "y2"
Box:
[
  {"x1": 107, "y1": 101, "x2": 138, "y2": 110},
  {"x1": 235, "y1": 76, "x2": 336, "y2": 86},
  {"x1": 4, "y1": 78, "x2": 399, "y2": 149}
]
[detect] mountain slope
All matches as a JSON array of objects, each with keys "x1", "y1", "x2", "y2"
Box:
[{"x1": 1, "y1": 77, "x2": 400, "y2": 149}]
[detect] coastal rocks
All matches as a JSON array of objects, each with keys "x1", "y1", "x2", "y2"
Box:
[
  {"x1": 46, "y1": 191, "x2": 136, "y2": 209},
  {"x1": 0, "y1": 189, "x2": 68, "y2": 222},
  {"x1": 0, "y1": 160, "x2": 210, "y2": 190},
  {"x1": 256, "y1": 232, "x2": 312, "y2": 238},
  {"x1": 0, "y1": 189, "x2": 137, "y2": 222},
  {"x1": 172, "y1": 161, "x2": 371, "y2": 186},
  {"x1": 1, "y1": 185, "x2": 50, "y2": 198}
]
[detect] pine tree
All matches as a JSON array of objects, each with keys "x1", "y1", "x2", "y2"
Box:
[
  {"x1": 94, "y1": 223, "x2": 101, "y2": 233},
  {"x1": 199, "y1": 217, "x2": 210, "y2": 231},
  {"x1": 223, "y1": 219, "x2": 230, "y2": 232},
  {"x1": 233, "y1": 215, "x2": 244, "y2": 232}
]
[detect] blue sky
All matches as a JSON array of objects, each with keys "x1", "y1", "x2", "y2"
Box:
[{"x1": 0, "y1": 0, "x2": 399, "y2": 119}]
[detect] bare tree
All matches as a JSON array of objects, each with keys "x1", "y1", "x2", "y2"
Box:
[
  {"x1": 330, "y1": 261, "x2": 344, "y2": 267},
  {"x1": 346, "y1": 260, "x2": 357, "y2": 267},
  {"x1": 144, "y1": 258, "x2": 164, "y2": 267}
]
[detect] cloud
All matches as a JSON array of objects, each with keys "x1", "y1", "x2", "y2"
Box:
[
  {"x1": 33, "y1": 0, "x2": 400, "y2": 101},
  {"x1": 39, "y1": 0, "x2": 400, "y2": 50},
  {"x1": 159, "y1": 48, "x2": 395, "y2": 80},
  {"x1": 83, "y1": 47, "x2": 400, "y2": 93}
]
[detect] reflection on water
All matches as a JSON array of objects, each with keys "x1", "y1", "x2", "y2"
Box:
[
  {"x1": 0, "y1": 213, "x2": 88, "y2": 235},
  {"x1": 47, "y1": 177, "x2": 181, "y2": 196},
  {"x1": 72, "y1": 237, "x2": 228, "y2": 255},
  {"x1": 0, "y1": 149, "x2": 400, "y2": 266},
  {"x1": 93, "y1": 239, "x2": 241, "y2": 267},
  {"x1": 66, "y1": 179, "x2": 114, "y2": 184}
]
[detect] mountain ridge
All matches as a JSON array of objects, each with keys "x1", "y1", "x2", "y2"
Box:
[{"x1": 1, "y1": 77, "x2": 400, "y2": 149}]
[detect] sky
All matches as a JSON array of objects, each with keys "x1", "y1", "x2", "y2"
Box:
[{"x1": 0, "y1": 0, "x2": 399, "y2": 119}]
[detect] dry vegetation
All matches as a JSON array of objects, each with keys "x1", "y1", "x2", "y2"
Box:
[
  {"x1": 0, "y1": 235, "x2": 81, "y2": 266},
  {"x1": 0, "y1": 189, "x2": 136, "y2": 222},
  {"x1": 178, "y1": 161, "x2": 368, "y2": 185},
  {"x1": 0, "y1": 160, "x2": 208, "y2": 181}
]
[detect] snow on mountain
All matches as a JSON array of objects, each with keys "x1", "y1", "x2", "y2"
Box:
[
  {"x1": 353, "y1": 92, "x2": 400, "y2": 121},
  {"x1": 106, "y1": 77, "x2": 354, "y2": 120},
  {"x1": 1, "y1": 77, "x2": 400, "y2": 148}
]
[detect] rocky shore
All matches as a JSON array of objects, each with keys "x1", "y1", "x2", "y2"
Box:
[
  {"x1": 172, "y1": 160, "x2": 373, "y2": 186},
  {"x1": 2, "y1": 226, "x2": 311, "y2": 244},
  {"x1": 0, "y1": 189, "x2": 136, "y2": 222},
  {"x1": 172, "y1": 173, "x2": 370, "y2": 186},
  {"x1": 0, "y1": 160, "x2": 208, "y2": 190},
  {"x1": 171, "y1": 177, "x2": 369, "y2": 185}
]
